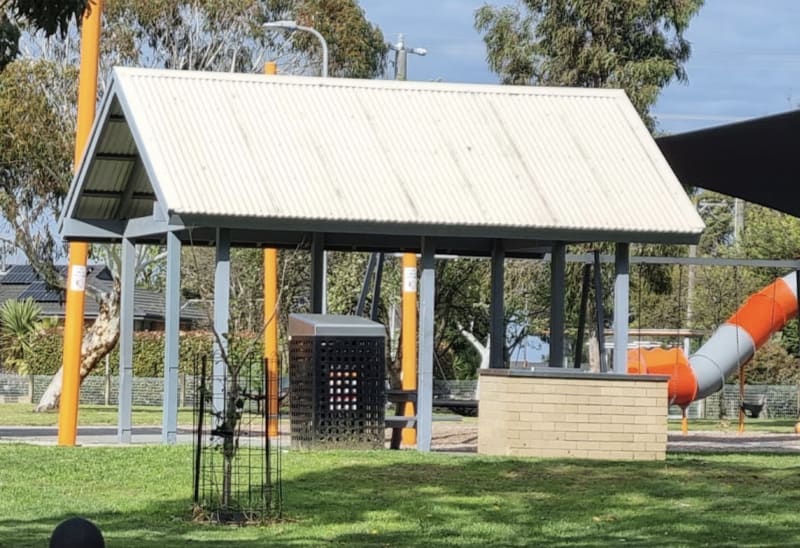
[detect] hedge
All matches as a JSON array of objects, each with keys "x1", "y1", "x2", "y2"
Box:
[{"x1": 24, "y1": 329, "x2": 265, "y2": 377}]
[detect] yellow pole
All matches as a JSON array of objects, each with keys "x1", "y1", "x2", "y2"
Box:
[
  {"x1": 263, "y1": 61, "x2": 280, "y2": 439},
  {"x1": 401, "y1": 253, "x2": 418, "y2": 446},
  {"x1": 58, "y1": 0, "x2": 103, "y2": 447}
]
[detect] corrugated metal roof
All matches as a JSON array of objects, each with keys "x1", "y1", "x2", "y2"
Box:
[{"x1": 63, "y1": 67, "x2": 703, "y2": 245}]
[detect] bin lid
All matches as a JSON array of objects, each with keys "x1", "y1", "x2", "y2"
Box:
[{"x1": 288, "y1": 314, "x2": 386, "y2": 338}]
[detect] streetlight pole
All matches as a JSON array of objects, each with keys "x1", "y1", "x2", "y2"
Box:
[
  {"x1": 263, "y1": 21, "x2": 328, "y2": 78},
  {"x1": 263, "y1": 21, "x2": 330, "y2": 313}
]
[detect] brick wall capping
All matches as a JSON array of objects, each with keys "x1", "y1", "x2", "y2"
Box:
[{"x1": 480, "y1": 368, "x2": 670, "y2": 383}]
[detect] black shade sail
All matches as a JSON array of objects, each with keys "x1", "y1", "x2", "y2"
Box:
[{"x1": 657, "y1": 109, "x2": 800, "y2": 217}]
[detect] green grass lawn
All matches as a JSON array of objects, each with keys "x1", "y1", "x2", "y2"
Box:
[
  {"x1": 1, "y1": 445, "x2": 800, "y2": 547},
  {"x1": 0, "y1": 403, "x2": 195, "y2": 426}
]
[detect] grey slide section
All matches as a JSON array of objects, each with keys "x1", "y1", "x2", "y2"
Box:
[{"x1": 689, "y1": 324, "x2": 755, "y2": 400}]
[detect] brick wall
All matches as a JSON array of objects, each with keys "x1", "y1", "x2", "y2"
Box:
[{"x1": 478, "y1": 370, "x2": 668, "y2": 461}]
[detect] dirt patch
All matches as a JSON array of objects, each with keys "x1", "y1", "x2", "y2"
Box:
[{"x1": 385, "y1": 420, "x2": 477, "y2": 452}]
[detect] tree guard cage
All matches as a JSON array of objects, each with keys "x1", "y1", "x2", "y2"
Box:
[{"x1": 192, "y1": 355, "x2": 282, "y2": 523}]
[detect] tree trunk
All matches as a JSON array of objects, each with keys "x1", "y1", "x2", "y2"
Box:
[
  {"x1": 460, "y1": 327, "x2": 490, "y2": 399},
  {"x1": 34, "y1": 287, "x2": 120, "y2": 412},
  {"x1": 587, "y1": 333, "x2": 600, "y2": 373}
]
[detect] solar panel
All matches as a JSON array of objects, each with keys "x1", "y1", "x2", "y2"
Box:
[
  {"x1": 19, "y1": 281, "x2": 64, "y2": 303},
  {"x1": 1, "y1": 265, "x2": 39, "y2": 285}
]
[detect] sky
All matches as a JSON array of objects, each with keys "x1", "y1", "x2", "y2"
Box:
[{"x1": 359, "y1": 0, "x2": 800, "y2": 135}]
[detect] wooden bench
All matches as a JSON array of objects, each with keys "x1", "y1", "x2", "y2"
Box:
[
  {"x1": 386, "y1": 389, "x2": 417, "y2": 449},
  {"x1": 433, "y1": 398, "x2": 478, "y2": 417}
]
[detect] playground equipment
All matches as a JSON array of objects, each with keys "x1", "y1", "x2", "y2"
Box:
[{"x1": 628, "y1": 271, "x2": 798, "y2": 414}]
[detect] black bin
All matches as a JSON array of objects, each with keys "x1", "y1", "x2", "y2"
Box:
[{"x1": 288, "y1": 314, "x2": 386, "y2": 449}]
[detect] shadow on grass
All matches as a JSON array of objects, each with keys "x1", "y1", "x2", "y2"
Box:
[{"x1": 3, "y1": 451, "x2": 800, "y2": 547}]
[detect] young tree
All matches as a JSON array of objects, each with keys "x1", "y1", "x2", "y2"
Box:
[{"x1": 475, "y1": 0, "x2": 704, "y2": 129}]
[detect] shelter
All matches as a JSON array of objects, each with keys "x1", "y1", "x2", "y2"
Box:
[{"x1": 60, "y1": 67, "x2": 703, "y2": 448}]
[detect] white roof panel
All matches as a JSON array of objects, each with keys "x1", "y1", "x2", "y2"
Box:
[{"x1": 63, "y1": 67, "x2": 703, "y2": 245}]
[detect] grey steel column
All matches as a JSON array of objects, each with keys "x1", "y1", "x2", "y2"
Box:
[
  {"x1": 549, "y1": 242, "x2": 566, "y2": 367},
  {"x1": 613, "y1": 243, "x2": 630, "y2": 374},
  {"x1": 162, "y1": 231, "x2": 181, "y2": 444},
  {"x1": 311, "y1": 233, "x2": 324, "y2": 314},
  {"x1": 213, "y1": 228, "x2": 230, "y2": 420},
  {"x1": 489, "y1": 240, "x2": 505, "y2": 368},
  {"x1": 370, "y1": 253, "x2": 385, "y2": 322},
  {"x1": 417, "y1": 237, "x2": 435, "y2": 451},
  {"x1": 118, "y1": 237, "x2": 135, "y2": 443}
]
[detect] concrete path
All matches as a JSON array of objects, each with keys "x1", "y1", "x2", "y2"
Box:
[
  {"x1": 5, "y1": 424, "x2": 800, "y2": 453},
  {"x1": 0, "y1": 426, "x2": 195, "y2": 445},
  {"x1": 667, "y1": 431, "x2": 800, "y2": 453}
]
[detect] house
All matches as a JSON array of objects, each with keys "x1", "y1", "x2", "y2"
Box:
[{"x1": 0, "y1": 264, "x2": 206, "y2": 330}]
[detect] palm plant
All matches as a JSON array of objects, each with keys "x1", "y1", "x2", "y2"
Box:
[{"x1": 0, "y1": 298, "x2": 43, "y2": 374}]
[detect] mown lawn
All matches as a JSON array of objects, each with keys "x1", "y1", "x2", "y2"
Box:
[
  {"x1": 0, "y1": 403, "x2": 194, "y2": 426},
  {"x1": 1, "y1": 444, "x2": 799, "y2": 547}
]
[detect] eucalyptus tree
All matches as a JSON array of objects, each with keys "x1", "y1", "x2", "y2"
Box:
[
  {"x1": 1, "y1": 0, "x2": 388, "y2": 410},
  {"x1": 475, "y1": 0, "x2": 704, "y2": 129},
  {"x1": 0, "y1": 0, "x2": 87, "y2": 68}
]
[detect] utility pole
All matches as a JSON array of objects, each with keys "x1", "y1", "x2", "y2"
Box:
[{"x1": 733, "y1": 198, "x2": 745, "y2": 247}]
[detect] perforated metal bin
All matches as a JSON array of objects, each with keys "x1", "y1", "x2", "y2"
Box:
[{"x1": 288, "y1": 314, "x2": 386, "y2": 449}]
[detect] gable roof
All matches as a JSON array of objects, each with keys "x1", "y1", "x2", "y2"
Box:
[
  {"x1": 0, "y1": 265, "x2": 206, "y2": 323},
  {"x1": 61, "y1": 67, "x2": 703, "y2": 251}
]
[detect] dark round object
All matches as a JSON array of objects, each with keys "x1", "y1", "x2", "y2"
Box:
[{"x1": 49, "y1": 517, "x2": 105, "y2": 548}]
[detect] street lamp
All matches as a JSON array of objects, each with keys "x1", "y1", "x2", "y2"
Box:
[
  {"x1": 388, "y1": 34, "x2": 426, "y2": 81},
  {"x1": 263, "y1": 20, "x2": 329, "y2": 78},
  {"x1": 263, "y1": 20, "x2": 330, "y2": 313}
]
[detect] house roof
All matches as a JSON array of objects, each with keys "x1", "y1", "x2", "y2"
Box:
[
  {"x1": 0, "y1": 265, "x2": 207, "y2": 323},
  {"x1": 60, "y1": 67, "x2": 703, "y2": 253},
  {"x1": 657, "y1": 109, "x2": 800, "y2": 217}
]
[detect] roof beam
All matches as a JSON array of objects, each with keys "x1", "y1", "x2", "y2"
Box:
[
  {"x1": 124, "y1": 215, "x2": 183, "y2": 239},
  {"x1": 81, "y1": 190, "x2": 155, "y2": 200},
  {"x1": 564, "y1": 253, "x2": 800, "y2": 269},
  {"x1": 95, "y1": 153, "x2": 137, "y2": 162},
  {"x1": 61, "y1": 218, "x2": 124, "y2": 240}
]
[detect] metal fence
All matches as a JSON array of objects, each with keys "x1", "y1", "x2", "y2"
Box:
[
  {"x1": 0, "y1": 373, "x2": 200, "y2": 407},
  {"x1": 3, "y1": 374, "x2": 798, "y2": 419}
]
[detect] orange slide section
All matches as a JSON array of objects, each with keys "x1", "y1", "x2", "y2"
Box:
[
  {"x1": 627, "y1": 348, "x2": 697, "y2": 407},
  {"x1": 726, "y1": 278, "x2": 797, "y2": 348}
]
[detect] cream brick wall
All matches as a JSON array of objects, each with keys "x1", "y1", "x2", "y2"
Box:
[{"x1": 478, "y1": 373, "x2": 668, "y2": 460}]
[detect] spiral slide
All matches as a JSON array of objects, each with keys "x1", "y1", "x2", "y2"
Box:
[{"x1": 628, "y1": 272, "x2": 799, "y2": 407}]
